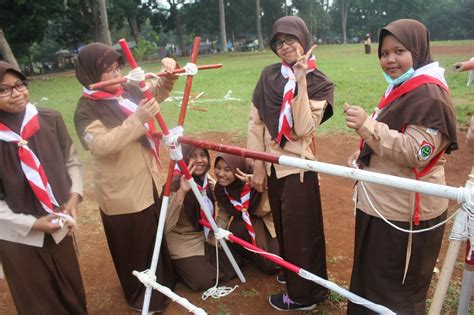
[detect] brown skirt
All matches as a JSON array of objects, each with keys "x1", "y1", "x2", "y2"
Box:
[
  {"x1": 268, "y1": 167, "x2": 328, "y2": 305},
  {"x1": 0, "y1": 235, "x2": 87, "y2": 315},
  {"x1": 100, "y1": 203, "x2": 177, "y2": 312},
  {"x1": 172, "y1": 243, "x2": 238, "y2": 291},
  {"x1": 228, "y1": 216, "x2": 279, "y2": 275},
  {"x1": 347, "y1": 209, "x2": 447, "y2": 315}
]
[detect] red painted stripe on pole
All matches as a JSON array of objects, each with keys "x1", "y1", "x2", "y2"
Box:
[
  {"x1": 88, "y1": 64, "x2": 222, "y2": 90},
  {"x1": 178, "y1": 136, "x2": 281, "y2": 164},
  {"x1": 178, "y1": 37, "x2": 201, "y2": 126},
  {"x1": 199, "y1": 220, "x2": 300, "y2": 274}
]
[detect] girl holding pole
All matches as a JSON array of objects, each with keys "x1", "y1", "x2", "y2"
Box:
[
  {"x1": 74, "y1": 42, "x2": 177, "y2": 313},
  {"x1": 213, "y1": 152, "x2": 279, "y2": 275},
  {"x1": 344, "y1": 19, "x2": 458, "y2": 314},
  {"x1": 165, "y1": 144, "x2": 239, "y2": 291},
  {"x1": 248, "y1": 16, "x2": 334, "y2": 311},
  {"x1": 0, "y1": 61, "x2": 87, "y2": 314}
]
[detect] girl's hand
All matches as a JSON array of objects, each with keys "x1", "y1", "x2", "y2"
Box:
[
  {"x1": 136, "y1": 98, "x2": 160, "y2": 123},
  {"x1": 180, "y1": 162, "x2": 196, "y2": 193},
  {"x1": 32, "y1": 216, "x2": 61, "y2": 234},
  {"x1": 161, "y1": 57, "x2": 178, "y2": 79},
  {"x1": 235, "y1": 168, "x2": 252, "y2": 183},
  {"x1": 293, "y1": 45, "x2": 317, "y2": 83},
  {"x1": 62, "y1": 193, "x2": 81, "y2": 236},
  {"x1": 250, "y1": 161, "x2": 267, "y2": 192},
  {"x1": 344, "y1": 103, "x2": 368, "y2": 130}
]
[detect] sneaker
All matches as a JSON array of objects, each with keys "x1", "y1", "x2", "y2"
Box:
[
  {"x1": 276, "y1": 274, "x2": 286, "y2": 284},
  {"x1": 268, "y1": 293, "x2": 316, "y2": 311}
]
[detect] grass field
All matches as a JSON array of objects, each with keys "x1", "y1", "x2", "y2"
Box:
[{"x1": 27, "y1": 41, "x2": 474, "y2": 156}]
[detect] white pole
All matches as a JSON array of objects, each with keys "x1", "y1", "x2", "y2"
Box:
[
  {"x1": 133, "y1": 271, "x2": 207, "y2": 315},
  {"x1": 457, "y1": 267, "x2": 474, "y2": 315},
  {"x1": 188, "y1": 177, "x2": 246, "y2": 283},
  {"x1": 278, "y1": 156, "x2": 463, "y2": 202},
  {"x1": 141, "y1": 195, "x2": 171, "y2": 315}
]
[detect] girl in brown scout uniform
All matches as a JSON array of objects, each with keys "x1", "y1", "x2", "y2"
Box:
[
  {"x1": 165, "y1": 145, "x2": 238, "y2": 291},
  {"x1": 344, "y1": 19, "x2": 458, "y2": 314},
  {"x1": 74, "y1": 42, "x2": 177, "y2": 313},
  {"x1": 213, "y1": 152, "x2": 279, "y2": 275},
  {"x1": 248, "y1": 16, "x2": 334, "y2": 311},
  {"x1": 0, "y1": 62, "x2": 87, "y2": 314}
]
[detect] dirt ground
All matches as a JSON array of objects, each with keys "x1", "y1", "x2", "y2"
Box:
[{"x1": 0, "y1": 131, "x2": 472, "y2": 315}]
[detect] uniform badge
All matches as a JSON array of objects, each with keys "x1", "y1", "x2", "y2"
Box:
[{"x1": 417, "y1": 141, "x2": 434, "y2": 161}]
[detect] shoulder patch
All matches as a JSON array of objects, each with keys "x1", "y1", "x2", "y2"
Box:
[
  {"x1": 417, "y1": 140, "x2": 435, "y2": 161},
  {"x1": 426, "y1": 128, "x2": 439, "y2": 135}
]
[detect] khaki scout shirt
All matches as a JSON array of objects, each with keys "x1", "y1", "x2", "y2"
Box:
[
  {"x1": 83, "y1": 78, "x2": 173, "y2": 216},
  {"x1": 247, "y1": 98, "x2": 327, "y2": 179},
  {"x1": 356, "y1": 118, "x2": 451, "y2": 222}
]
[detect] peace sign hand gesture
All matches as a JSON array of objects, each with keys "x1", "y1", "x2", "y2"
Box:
[{"x1": 292, "y1": 45, "x2": 317, "y2": 83}]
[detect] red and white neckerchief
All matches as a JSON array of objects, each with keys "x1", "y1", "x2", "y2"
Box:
[
  {"x1": 197, "y1": 173, "x2": 214, "y2": 239},
  {"x1": 225, "y1": 183, "x2": 256, "y2": 245},
  {"x1": 277, "y1": 55, "x2": 317, "y2": 145},
  {"x1": 359, "y1": 62, "x2": 449, "y2": 225},
  {"x1": 0, "y1": 104, "x2": 62, "y2": 216},
  {"x1": 83, "y1": 87, "x2": 160, "y2": 162}
]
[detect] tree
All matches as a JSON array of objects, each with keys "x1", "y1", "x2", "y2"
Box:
[
  {"x1": 337, "y1": 0, "x2": 351, "y2": 43},
  {"x1": 97, "y1": 0, "x2": 112, "y2": 45},
  {"x1": 168, "y1": 0, "x2": 186, "y2": 56},
  {"x1": 218, "y1": 0, "x2": 228, "y2": 53},
  {"x1": 0, "y1": 28, "x2": 18, "y2": 68},
  {"x1": 256, "y1": 0, "x2": 264, "y2": 50}
]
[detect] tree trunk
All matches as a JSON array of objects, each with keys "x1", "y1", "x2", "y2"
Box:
[
  {"x1": 218, "y1": 0, "x2": 228, "y2": 53},
  {"x1": 97, "y1": 0, "x2": 112, "y2": 45},
  {"x1": 127, "y1": 15, "x2": 141, "y2": 44},
  {"x1": 256, "y1": 0, "x2": 264, "y2": 50},
  {"x1": 90, "y1": 0, "x2": 101, "y2": 42},
  {"x1": 340, "y1": 1, "x2": 349, "y2": 44},
  {"x1": 0, "y1": 28, "x2": 18, "y2": 68}
]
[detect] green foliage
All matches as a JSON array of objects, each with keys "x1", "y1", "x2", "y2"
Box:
[{"x1": 133, "y1": 37, "x2": 157, "y2": 61}]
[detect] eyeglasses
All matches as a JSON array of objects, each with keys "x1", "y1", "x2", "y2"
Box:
[
  {"x1": 272, "y1": 36, "x2": 298, "y2": 50},
  {"x1": 0, "y1": 80, "x2": 28, "y2": 98},
  {"x1": 103, "y1": 63, "x2": 122, "y2": 76}
]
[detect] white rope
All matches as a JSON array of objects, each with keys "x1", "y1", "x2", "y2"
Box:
[
  {"x1": 449, "y1": 202, "x2": 474, "y2": 259},
  {"x1": 359, "y1": 181, "x2": 458, "y2": 233},
  {"x1": 133, "y1": 270, "x2": 207, "y2": 314},
  {"x1": 214, "y1": 227, "x2": 232, "y2": 241},
  {"x1": 201, "y1": 238, "x2": 238, "y2": 300},
  {"x1": 125, "y1": 67, "x2": 146, "y2": 85},
  {"x1": 163, "y1": 126, "x2": 184, "y2": 161},
  {"x1": 177, "y1": 63, "x2": 198, "y2": 76}
]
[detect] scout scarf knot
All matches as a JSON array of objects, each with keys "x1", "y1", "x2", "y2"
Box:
[
  {"x1": 277, "y1": 55, "x2": 317, "y2": 146},
  {"x1": 82, "y1": 87, "x2": 159, "y2": 159},
  {"x1": 0, "y1": 104, "x2": 72, "y2": 223},
  {"x1": 197, "y1": 173, "x2": 214, "y2": 239},
  {"x1": 225, "y1": 183, "x2": 256, "y2": 245}
]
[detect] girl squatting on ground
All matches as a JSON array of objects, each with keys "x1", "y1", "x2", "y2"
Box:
[
  {"x1": 0, "y1": 61, "x2": 87, "y2": 314},
  {"x1": 344, "y1": 19, "x2": 458, "y2": 314},
  {"x1": 248, "y1": 16, "x2": 334, "y2": 311},
  {"x1": 74, "y1": 42, "x2": 178, "y2": 313},
  {"x1": 213, "y1": 153, "x2": 279, "y2": 275}
]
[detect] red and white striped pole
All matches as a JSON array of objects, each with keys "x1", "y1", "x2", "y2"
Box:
[{"x1": 117, "y1": 39, "x2": 245, "y2": 315}]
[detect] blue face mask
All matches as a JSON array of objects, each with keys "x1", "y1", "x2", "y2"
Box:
[{"x1": 383, "y1": 67, "x2": 415, "y2": 85}]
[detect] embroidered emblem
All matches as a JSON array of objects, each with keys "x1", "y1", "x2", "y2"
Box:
[
  {"x1": 417, "y1": 141, "x2": 434, "y2": 161},
  {"x1": 426, "y1": 128, "x2": 439, "y2": 135}
]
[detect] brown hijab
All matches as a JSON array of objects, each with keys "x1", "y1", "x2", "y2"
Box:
[
  {"x1": 74, "y1": 42, "x2": 148, "y2": 150},
  {"x1": 170, "y1": 144, "x2": 214, "y2": 231},
  {"x1": 359, "y1": 19, "x2": 458, "y2": 166},
  {"x1": 0, "y1": 63, "x2": 72, "y2": 216},
  {"x1": 252, "y1": 16, "x2": 334, "y2": 148},
  {"x1": 213, "y1": 153, "x2": 262, "y2": 217}
]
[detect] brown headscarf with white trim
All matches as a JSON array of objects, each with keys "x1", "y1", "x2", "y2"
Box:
[
  {"x1": 358, "y1": 19, "x2": 458, "y2": 166},
  {"x1": 74, "y1": 42, "x2": 149, "y2": 150},
  {"x1": 213, "y1": 153, "x2": 262, "y2": 217},
  {"x1": 252, "y1": 16, "x2": 334, "y2": 148}
]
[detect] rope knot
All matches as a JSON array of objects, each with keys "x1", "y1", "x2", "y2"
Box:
[{"x1": 17, "y1": 140, "x2": 28, "y2": 147}]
